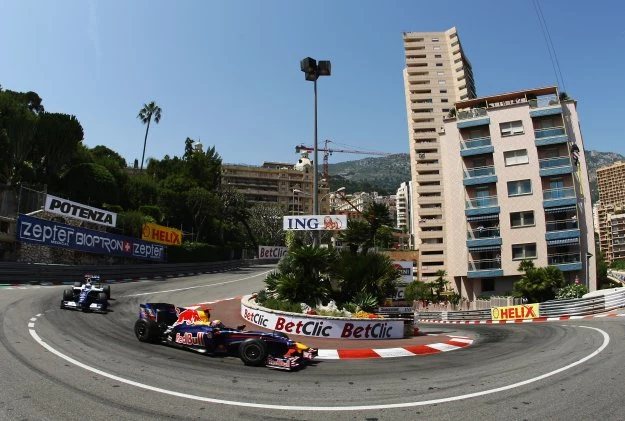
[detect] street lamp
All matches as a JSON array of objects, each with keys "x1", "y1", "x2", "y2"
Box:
[
  {"x1": 586, "y1": 252, "x2": 593, "y2": 290},
  {"x1": 300, "y1": 57, "x2": 331, "y2": 245}
]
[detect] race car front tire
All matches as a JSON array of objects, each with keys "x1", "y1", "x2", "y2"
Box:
[
  {"x1": 134, "y1": 319, "x2": 160, "y2": 343},
  {"x1": 103, "y1": 285, "x2": 111, "y2": 299},
  {"x1": 62, "y1": 288, "x2": 74, "y2": 301},
  {"x1": 239, "y1": 339, "x2": 268, "y2": 366}
]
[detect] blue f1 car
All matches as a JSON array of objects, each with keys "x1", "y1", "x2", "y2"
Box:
[
  {"x1": 134, "y1": 303, "x2": 318, "y2": 370},
  {"x1": 60, "y1": 275, "x2": 109, "y2": 312}
]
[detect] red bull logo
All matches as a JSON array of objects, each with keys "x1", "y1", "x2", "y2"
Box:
[{"x1": 174, "y1": 308, "x2": 202, "y2": 325}]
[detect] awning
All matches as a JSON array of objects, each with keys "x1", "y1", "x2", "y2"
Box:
[
  {"x1": 545, "y1": 205, "x2": 577, "y2": 214},
  {"x1": 467, "y1": 214, "x2": 500, "y2": 222},
  {"x1": 547, "y1": 237, "x2": 579, "y2": 246},
  {"x1": 468, "y1": 245, "x2": 501, "y2": 252}
]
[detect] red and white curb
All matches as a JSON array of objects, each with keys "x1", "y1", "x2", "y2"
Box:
[
  {"x1": 316, "y1": 335, "x2": 473, "y2": 360},
  {"x1": 419, "y1": 312, "x2": 625, "y2": 325}
]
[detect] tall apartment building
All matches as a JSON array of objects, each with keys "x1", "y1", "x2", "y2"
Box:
[
  {"x1": 402, "y1": 27, "x2": 477, "y2": 281},
  {"x1": 221, "y1": 154, "x2": 330, "y2": 216},
  {"x1": 395, "y1": 181, "x2": 412, "y2": 232},
  {"x1": 596, "y1": 161, "x2": 625, "y2": 263},
  {"x1": 439, "y1": 86, "x2": 596, "y2": 299}
]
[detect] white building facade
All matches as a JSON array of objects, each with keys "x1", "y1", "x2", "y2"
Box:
[{"x1": 439, "y1": 86, "x2": 596, "y2": 299}]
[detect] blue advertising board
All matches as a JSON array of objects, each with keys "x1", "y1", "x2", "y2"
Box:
[{"x1": 17, "y1": 214, "x2": 165, "y2": 261}]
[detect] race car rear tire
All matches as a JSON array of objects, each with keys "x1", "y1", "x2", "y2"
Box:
[
  {"x1": 134, "y1": 319, "x2": 160, "y2": 343},
  {"x1": 103, "y1": 284, "x2": 111, "y2": 299},
  {"x1": 239, "y1": 339, "x2": 268, "y2": 366},
  {"x1": 63, "y1": 288, "x2": 74, "y2": 301},
  {"x1": 73, "y1": 282, "x2": 82, "y2": 288}
]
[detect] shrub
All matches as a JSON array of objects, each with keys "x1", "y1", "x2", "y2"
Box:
[{"x1": 556, "y1": 283, "x2": 588, "y2": 299}]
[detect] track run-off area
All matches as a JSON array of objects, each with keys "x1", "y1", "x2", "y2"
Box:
[{"x1": 1, "y1": 264, "x2": 624, "y2": 420}]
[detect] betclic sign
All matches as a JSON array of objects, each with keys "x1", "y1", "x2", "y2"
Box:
[
  {"x1": 44, "y1": 194, "x2": 117, "y2": 228},
  {"x1": 283, "y1": 215, "x2": 348, "y2": 231},
  {"x1": 141, "y1": 222, "x2": 182, "y2": 246}
]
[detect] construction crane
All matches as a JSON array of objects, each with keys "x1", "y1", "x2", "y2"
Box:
[{"x1": 295, "y1": 139, "x2": 392, "y2": 183}]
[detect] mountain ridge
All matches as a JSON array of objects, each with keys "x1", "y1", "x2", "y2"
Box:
[{"x1": 326, "y1": 150, "x2": 625, "y2": 203}]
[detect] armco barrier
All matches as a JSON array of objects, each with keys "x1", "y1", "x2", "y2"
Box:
[
  {"x1": 0, "y1": 259, "x2": 276, "y2": 285},
  {"x1": 418, "y1": 288, "x2": 625, "y2": 322}
]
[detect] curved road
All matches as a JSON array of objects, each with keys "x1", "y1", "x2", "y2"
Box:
[{"x1": 1, "y1": 264, "x2": 624, "y2": 420}]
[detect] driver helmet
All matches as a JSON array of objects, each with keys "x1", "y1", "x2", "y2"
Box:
[{"x1": 210, "y1": 319, "x2": 224, "y2": 329}]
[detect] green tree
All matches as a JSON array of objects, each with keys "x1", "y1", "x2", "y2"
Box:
[
  {"x1": 60, "y1": 163, "x2": 117, "y2": 206},
  {"x1": 137, "y1": 101, "x2": 162, "y2": 171},
  {"x1": 338, "y1": 218, "x2": 370, "y2": 253},
  {"x1": 0, "y1": 89, "x2": 40, "y2": 185},
  {"x1": 404, "y1": 280, "x2": 434, "y2": 302},
  {"x1": 330, "y1": 249, "x2": 400, "y2": 305},
  {"x1": 513, "y1": 260, "x2": 565, "y2": 303},
  {"x1": 33, "y1": 112, "x2": 84, "y2": 185},
  {"x1": 247, "y1": 203, "x2": 285, "y2": 246},
  {"x1": 264, "y1": 245, "x2": 336, "y2": 306}
]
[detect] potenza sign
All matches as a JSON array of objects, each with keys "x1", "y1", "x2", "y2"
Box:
[
  {"x1": 17, "y1": 214, "x2": 164, "y2": 261},
  {"x1": 283, "y1": 215, "x2": 348, "y2": 231},
  {"x1": 45, "y1": 194, "x2": 117, "y2": 228}
]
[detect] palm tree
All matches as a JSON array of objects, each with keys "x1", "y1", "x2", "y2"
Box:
[{"x1": 137, "y1": 101, "x2": 162, "y2": 171}]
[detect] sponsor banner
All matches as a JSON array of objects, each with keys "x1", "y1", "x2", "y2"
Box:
[
  {"x1": 393, "y1": 261, "x2": 414, "y2": 285},
  {"x1": 241, "y1": 303, "x2": 405, "y2": 340},
  {"x1": 258, "y1": 245, "x2": 288, "y2": 259},
  {"x1": 17, "y1": 214, "x2": 164, "y2": 261},
  {"x1": 44, "y1": 194, "x2": 117, "y2": 228},
  {"x1": 141, "y1": 222, "x2": 182, "y2": 246},
  {"x1": 283, "y1": 215, "x2": 348, "y2": 231},
  {"x1": 491, "y1": 304, "x2": 540, "y2": 321}
]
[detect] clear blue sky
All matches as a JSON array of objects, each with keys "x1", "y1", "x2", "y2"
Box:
[{"x1": 2, "y1": 0, "x2": 624, "y2": 167}]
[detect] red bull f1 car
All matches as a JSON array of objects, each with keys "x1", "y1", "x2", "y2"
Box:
[{"x1": 134, "y1": 303, "x2": 318, "y2": 371}]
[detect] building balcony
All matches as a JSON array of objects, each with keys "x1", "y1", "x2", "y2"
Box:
[
  {"x1": 465, "y1": 196, "x2": 499, "y2": 217},
  {"x1": 539, "y1": 156, "x2": 574, "y2": 177},
  {"x1": 460, "y1": 136, "x2": 493, "y2": 157},
  {"x1": 456, "y1": 107, "x2": 490, "y2": 128},
  {"x1": 545, "y1": 219, "x2": 579, "y2": 242},
  {"x1": 467, "y1": 258, "x2": 503, "y2": 278},
  {"x1": 543, "y1": 187, "x2": 577, "y2": 208},
  {"x1": 466, "y1": 226, "x2": 502, "y2": 248},
  {"x1": 463, "y1": 165, "x2": 497, "y2": 186},
  {"x1": 529, "y1": 95, "x2": 562, "y2": 117},
  {"x1": 534, "y1": 126, "x2": 568, "y2": 146},
  {"x1": 548, "y1": 252, "x2": 582, "y2": 271}
]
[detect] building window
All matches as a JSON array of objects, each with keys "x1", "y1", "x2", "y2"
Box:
[
  {"x1": 436, "y1": 63, "x2": 443, "y2": 67},
  {"x1": 441, "y1": 98, "x2": 449, "y2": 103},
  {"x1": 504, "y1": 149, "x2": 529, "y2": 166},
  {"x1": 482, "y1": 278, "x2": 495, "y2": 292},
  {"x1": 500, "y1": 120, "x2": 524, "y2": 136},
  {"x1": 442, "y1": 108, "x2": 450, "y2": 113},
  {"x1": 437, "y1": 71, "x2": 444, "y2": 76},
  {"x1": 510, "y1": 211, "x2": 535, "y2": 227},
  {"x1": 435, "y1": 54, "x2": 442, "y2": 58},
  {"x1": 440, "y1": 89, "x2": 447, "y2": 93},
  {"x1": 432, "y1": 38, "x2": 439, "y2": 42},
  {"x1": 507, "y1": 179, "x2": 532, "y2": 196},
  {"x1": 433, "y1": 46, "x2": 441, "y2": 51},
  {"x1": 438, "y1": 80, "x2": 446, "y2": 85},
  {"x1": 512, "y1": 243, "x2": 537, "y2": 260}
]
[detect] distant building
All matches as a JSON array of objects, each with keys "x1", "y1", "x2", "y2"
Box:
[
  {"x1": 402, "y1": 27, "x2": 477, "y2": 282},
  {"x1": 596, "y1": 161, "x2": 625, "y2": 263},
  {"x1": 439, "y1": 86, "x2": 596, "y2": 299},
  {"x1": 221, "y1": 152, "x2": 330, "y2": 215}
]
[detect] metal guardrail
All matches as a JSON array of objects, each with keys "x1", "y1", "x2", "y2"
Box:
[
  {"x1": 418, "y1": 288, "x2": 625, "y2": 321},
  {"x1": 0, "y1": 259, "x2": 277, "y2": 284}
]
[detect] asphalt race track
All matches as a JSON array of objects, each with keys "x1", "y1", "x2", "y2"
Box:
[{"x1": 1, "y1": 264, "x2": 624, "y2": 421}]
